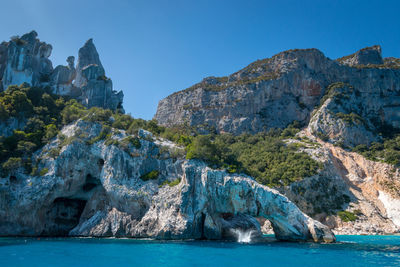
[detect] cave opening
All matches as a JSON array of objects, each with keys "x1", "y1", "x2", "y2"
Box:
[
  {"x1": 43, "y1": 197, "x2": 87, "y2": 236},
  {"x1": 200, "y1": 213, "x2": 206, "y2": 240},
  {"x1": 83, "y1": 174, "x2": 101, "y2": 192},
  {"x1": 97, "y1": 158, "x2": 104, "y2": 167},
  {"x1": 9, "y1": 175, "x2": 17, "y2": 183}
]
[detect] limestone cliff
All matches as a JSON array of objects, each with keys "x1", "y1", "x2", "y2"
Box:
[
  {"x1": 154, "y1": 46, "x2": 400, "y2": 135},
  {"x1": 0, "y1": 31, "x2": 123, "y2": 111},
  {"x1": 0, "y1": 120, "x2": 334, "y2": 242},
  {"x1": 277, "y1": 130, "x2": 400, "y2": 235},
  {"x1": 154, "y1": 45, "x2": 400, "y2": 235}
]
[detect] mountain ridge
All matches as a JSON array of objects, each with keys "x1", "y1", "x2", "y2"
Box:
[{"x1": 154, "y1": 45, "x2": 400, "y2": 136}]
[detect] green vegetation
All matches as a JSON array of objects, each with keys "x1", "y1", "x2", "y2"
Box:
[
  {"x1": 318, "y1": 82, "x2": 352, "y2": 108},
  {"x1": 140, "y1": 170, "x2": 160, "y2": 181},
  {"x1": 335, "y1": 112, "x2": 365, "y2": 126},
  {"x1": 352, "y1": 135, "x2": 400, "y2": 167},
  {"x1": 86, "y1": 125, "x2": 112, "y2": 145},
  {"x1": 0, "y1": 84, "x2": 321, "y2": 188},
  {"x1": 184, "y1": 122, "x2": 322, "y2": 187},
  {"x1": 159, "y1": 178, "x2": 181, "y2": 188},
  {"x1": 119, "y1": 136, "x2": 141, "y2": 151},
  {"x1": 337, "y1": 210, "x2": 358, "y2": 222},
  {"x1": 39, "y1": 167, "x2": 49, "y2": 176},
  {"x1": 0, "y1": 84, "x2": 76, "y2": 175},
  {"x1": 2, "y1": 157, "x2": 22, "y2": 174}
]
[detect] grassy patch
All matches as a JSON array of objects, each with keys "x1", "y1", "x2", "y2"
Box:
[{"x1": 159, "y1": 178, "x2": 181, "y2": 188}]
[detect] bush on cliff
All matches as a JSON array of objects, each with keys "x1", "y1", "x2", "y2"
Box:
[
  {"x1": 0, "y1": 84, "x2": 72, "y2": 174},
  {"x1": 352, "y1": 136, "x2": 400, "y2": 167},
  {"x1": 184, "y1": 128, "x2": 322, "y2": 187}
]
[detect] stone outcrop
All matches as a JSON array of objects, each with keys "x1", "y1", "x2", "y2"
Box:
[
  {"x1": 0, "y1": 31, "x2": 53, "y2": 92},
  {"x1": 154, "y1": 46, "x2": 400, "y2": 135},
  {"x1": 0, "y1": 31, "x2": 123, "y2": 111},
  {"x1": 0, "y1": 120, "x2": 335, "y2": 242},
  {"x1": 337, "y1": 45, "x2": 384, "y2": 66}
]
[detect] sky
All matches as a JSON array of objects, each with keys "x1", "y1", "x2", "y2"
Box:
[{"x1": 0, "y1": 0, "x2": 399, "y2": 119}]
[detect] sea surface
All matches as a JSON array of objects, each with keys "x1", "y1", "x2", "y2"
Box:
[{"x1": 0, "y1": 235, "x2": 399, "y2": 266}]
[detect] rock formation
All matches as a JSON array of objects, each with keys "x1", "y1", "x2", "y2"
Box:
[
  {"x1": 153, "y1": 44, "x2": 400, "y2": 235},
  {"x1": 0, "y1": 31, "x2": 53, "y2": 92},
  {"x1": 0, "y1": 31, "x2": 123, "y2": 111},
  {"x1": 278, "y1": 130, "x2": 400, "y2": 235},
  {"x1": 154, "y1": 46, "x2": 400, "y2": 136},
  {"x1": 0, "y1": 120, "x2": 335, "y2": 242},
  {"x1": 337, "y1": 45, "x2": 384, "y2": 66}
]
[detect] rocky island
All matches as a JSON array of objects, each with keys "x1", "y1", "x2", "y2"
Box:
[{"x1": 1, "y1": 31, "x2": 400, "y2": 243}]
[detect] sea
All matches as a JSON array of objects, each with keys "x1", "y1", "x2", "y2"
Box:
[{"x1": 0, "y1": 235, "x2": 399, "y2": 266}]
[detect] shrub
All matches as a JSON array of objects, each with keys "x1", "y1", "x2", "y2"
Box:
[
  {"x1": 2, "y1": 157, "x2": 22, "y2": 174},
  {"x1": 182, "y1": 129, "x2": 322, "y2": 187},
  {"x1": 335, "y1": 112, "x2": 365, "y2": 126},
  {"x1": 140, "y1": 170, "x2": 159, "y2": 181},
  {"x1": 159, "y1": 178, "x2": 181, "y2": 187},
  {"x1": 42, "y1": 124, "x2": 58, "y2": 143},
  {"x1": 84, "y1": 107, "x2": 113, "y2": 125},
  {"x1": 48, "y1": 148, "x2": 61, "y2": 158},
  {"x1": 186, "y1": 135, "x2": 218, "y2": 165},
  {"x1": 39, "y1": 167, "x2": 49, "y2": 176},
  {"x1": 167, "y1": 178, "x2": 181, "y2": 186},
  {"x1": 112, "y1": 114, "x2": 134, "y2": 130},
  {"x1": 337, "y1": 210, "x2": 358, "y2": 222},
  {"x1": 352, "y1": 135, "x2": 400, "y2": 166},
  {"x1": 61, "y1": 99, "x2": 87, "y2": 125},
  {"x1": 86, "y1": 126, "x2": 111, "y2": 145},
  {"x1": 120, "y1": 136, "x2": 141, "y2": 149}
]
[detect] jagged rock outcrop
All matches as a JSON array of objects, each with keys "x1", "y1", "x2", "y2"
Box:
[
  {"x1": 51, "y1": 56, "x2": 77, "y2": 96},
  {"x1": 0, "y1": 120, "x2": 335, "y2": 242},
  {"x1": 0, "y1": 31, "x2": 123, "y2": 111},
  {"x1": 307, "y1": 83, "x2": 378, "y2": 147},
  {"x1": 0, "y1": 31, "x2": 53, "y2": 92},
  {"x1": 154, "y1": 46, "x2": 400, "y2": 135},
  {"x1": 337, "y1": 45, "x2": 384, "y2": 66}
]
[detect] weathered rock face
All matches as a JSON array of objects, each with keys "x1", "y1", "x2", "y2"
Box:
[
  {"x1": 154, "y1": 46, "x2": 400, "y2": 135},
  {"x1": 337, "y1": 45, "x2": 384, "y2": 66},
  {"x1": 0, "y1": 31, "x2": 53, "y2": 92},
  {"x1": 0, "y1": 31, "x2": 123, "y2": 111},
  {"x1": 0, "y1": 120, "x2": 335, "y2": 242},
  {"x1": 277, "y1": 131, "x2": 400, "y2": 235}
]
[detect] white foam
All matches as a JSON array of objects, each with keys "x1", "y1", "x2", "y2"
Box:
[{"x1": 230, "y1": 229, "x2": 254, "y2": 243}]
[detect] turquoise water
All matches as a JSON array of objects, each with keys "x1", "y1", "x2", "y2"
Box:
[{"x1": 0, "y1": 235, "x2": 399, "y2": 266}]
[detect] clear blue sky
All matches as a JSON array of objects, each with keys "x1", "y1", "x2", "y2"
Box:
[{"x1": 1, "y1": 0, "x2": 399, "y2": 119}]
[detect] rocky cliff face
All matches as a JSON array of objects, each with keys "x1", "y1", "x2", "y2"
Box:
[
  {"x1": 0, "y1": 120, "x2": 334, "y2": 242},
  {"x1": 278, "y1": 130, "x2": 400, "y2": 235},
  {"x1": 154, "y1": 46, "x2": 400, "y2": 135},
  {"x1": 0, "y1": 31, "x2": 123, "y2": 111},
  {"x1": 154, "y1": 44, "x2": 400, "y2": 235}
]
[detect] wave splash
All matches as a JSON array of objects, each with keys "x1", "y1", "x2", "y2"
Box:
[{"x1": 230, "y1": 229, "x2": 255, "y2": 243}]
